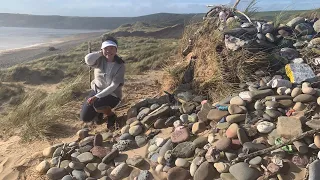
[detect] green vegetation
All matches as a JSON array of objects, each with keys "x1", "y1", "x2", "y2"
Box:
[
  {"x1": 0, "y1": 51, "x2": 87, "y2": 84},
  {"x1": 254, "y1": 10, "x2": 312, "y2": 22},
  {"x1": 0, "y1": 75, "x2": 87, "y2": 141},
  {"x1": 118, "y1": 37, "x2": 178, "y2": 74},
  {"x1": 0, "y1": 82, "x2": 24, "y2": 105},
  {"x1": 114, "y1": 22, "x2": 163, "y2": 32},
  {"x1": 243, "y1": 0, "x2": 259, "y2": 18},
  {"x1": 254, "y1": 8, "x2": 319, "y2": 28}
]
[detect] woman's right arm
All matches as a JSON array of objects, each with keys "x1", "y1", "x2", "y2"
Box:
[{"x1": 85, "y1": 51, "x2": 102, "y2": 66}]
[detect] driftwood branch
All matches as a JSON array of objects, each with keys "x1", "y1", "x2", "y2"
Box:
[
  {"x1": 232, "y1": 127, "x2": 320, "y2": 164},
  {"x1": 235, "y1": 10, "x2": 253, "y2": 24},
  {"x1": 233, "y1": 0, "x2": 241, "y2": 10},
  {"x1": 114, "y1": 103, "x2": 130, "y2": 111},
  {"x1": 88, "y1": 42, "x2": 92, "y2": 88}
]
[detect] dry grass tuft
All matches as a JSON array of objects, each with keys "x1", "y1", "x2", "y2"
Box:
[
  {"x1": 164, "y1": 18, "x2": 272, "y2": 101},
  {"x1": 300, "y1": 47, "x2": 320, "y2": 75},
  {"x1": 0, "y1": 82, "x2": 24, "y2": 104},
  {"x1": 297, "y1": 8, "x2": 320, "y2": 19},
  {"x1": 162, "y1": 60, "x2": 190, "y2": 92},
  {"x1": 0, "y1": 74, "x2": 88, "y2": 141}
]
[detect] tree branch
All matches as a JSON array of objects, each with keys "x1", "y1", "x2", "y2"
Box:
[
  {"x1": 231, "y1": 127, "x2": 320, "y2": 164},
  {"x1": 233, "y1": 0, "x2": 241, "y2": 10}
]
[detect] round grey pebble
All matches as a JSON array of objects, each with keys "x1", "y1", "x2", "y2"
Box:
[
  {"x1": 52, "y1": 147, "x2": 63, "y2": 158},
  {"x1": 76, "y1": 152, "x2": 94, "y2": 163},
  {"x1": 150, "y1": 104, "x2": 160, "y2": 111},
  {"x1": 180, "y1": 114, "x2": 189, "y2": 123},
  {"x1": 71, "y1": 152, "x2": 80, "y2": 161},
  {"x1": 72, "y1": 170, "x2": 87, "y2": 180},
  {"x1": 68, "y1": 142, "x2": 78, "y2": 147},
  {"x1": 309, "y1": 159, "x2": 320, "y2": 180},
  {"x1": 69, "y1": 161, "x2": 85, "y2": 170},
  {"x1": 61, "y1": 175, "x2": 73, "y2": 180},
  {"x1": 249, "y1": 156, "x2": 262, "y2": 165},
  {"x1": 138, "y1": 170, "x2": 150, "y2": 180},
  {"x1": 135, "y1": 136, "x2": 147, "y2": 147},
  {"x1": 120, "y1": 133, "x2": 134, "y2": 140},
  {"x1": 50, "y1": 157, "x2": 59, "y2": 166},
  {"x1": 98, "y1": 163, "x2": 108, "y2": 171}
]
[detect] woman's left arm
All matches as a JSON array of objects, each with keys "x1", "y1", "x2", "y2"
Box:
[
  {"x1": 94, "y1": 64, "x2": 125, "y2": 98},
  {"x1": 94, "y1": 81, "x2": 119, "y2": 98}
]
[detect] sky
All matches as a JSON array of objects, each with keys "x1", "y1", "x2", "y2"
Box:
[{"x1": 0, "y1": 0, "x2": 319, "y2": 17}]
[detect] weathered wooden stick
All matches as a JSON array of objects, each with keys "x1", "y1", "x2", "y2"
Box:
[
  {"x1": 232, "y1": 127, "x2": 320, "y2": 164},
  {"x1": 233, "y1": 0, "x2": 241, "y2": 10},
  {"x1": 114, "y1": 103, "x2": 130, "y2": 111},
  {"x1": 235, "y1": 10, "x2": 252, "y2": 24},
  {"x1": 206, "y1": 5, "x2": 220, "y2": 8},
  {"x1": 88, "y1": 42, "x2": 92, "y2": 88}
]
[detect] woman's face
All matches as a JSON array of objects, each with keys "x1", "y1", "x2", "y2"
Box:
[{"x1": 102, "y1": 46, "x2": 117, "y2": 60}]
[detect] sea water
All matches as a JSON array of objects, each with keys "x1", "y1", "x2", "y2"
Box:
[{"x1": 0, "y1": 27, "x2": 105, "y2": 52}]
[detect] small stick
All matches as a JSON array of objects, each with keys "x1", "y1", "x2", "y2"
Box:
[
  {"x1": 57, "y1": 143, "x2": 66, "y2": 168},
  {"x1": 235, "y1": 10, "x2": 253, "y2": 24},
  {"x1": 233, "y1": 0, "x2": 241, "y2": 10},
  {"x1": 88, "y1": 42, "x2": 92, "y2": 88},
  {"x1": 67, "y1": 146, "x2": 76, "y2": 155},
  {"x1": 114, "y1": 103, "x2": 130, "y2": 110},
  {"x1": 232, "y1": 127, "x2": 320, "y2": 164}
]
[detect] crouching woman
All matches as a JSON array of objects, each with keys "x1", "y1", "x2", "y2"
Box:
[{"x1": 80, "y1": 36, "x2": 125, "y2": 130}]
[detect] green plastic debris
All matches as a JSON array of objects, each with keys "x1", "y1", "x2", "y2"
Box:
[{"x1": 275, "y1": 138, "x2": 293, "y2": 153}]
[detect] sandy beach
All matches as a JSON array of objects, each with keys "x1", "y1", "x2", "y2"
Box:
[{"x1": 0, "y1": 31, "x2": 105, "y2": 69}]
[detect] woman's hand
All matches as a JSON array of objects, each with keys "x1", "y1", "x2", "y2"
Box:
[{"x1": 87, "y1": 96, "x2": 98, "y2": 105}]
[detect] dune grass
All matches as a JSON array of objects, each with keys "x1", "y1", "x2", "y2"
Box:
[
  {"x1": 0, "y1": 74, "x2": 88, "y2": 141},
  {"x1": 119, "y1": 37, "x2": 178, "y2": 74},
  {"x1": 0, "y1": 82, "x2": 24, "y2": 105},
  {"x1": 113, "y1": 21, "x2": 163, "y2": 33}
]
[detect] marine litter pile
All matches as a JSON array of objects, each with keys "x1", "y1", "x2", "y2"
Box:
[{"x1": 36, "y1": 5, "x2": 320, "y2": 180}]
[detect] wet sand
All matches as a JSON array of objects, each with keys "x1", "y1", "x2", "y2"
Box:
[{"x1": 0, "y1": 31, "x2": 105, "y2": 69}]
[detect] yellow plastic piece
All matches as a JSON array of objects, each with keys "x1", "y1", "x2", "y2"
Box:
[{"x1": 285, "y1": 64, "x2": 294, "y2": 83}]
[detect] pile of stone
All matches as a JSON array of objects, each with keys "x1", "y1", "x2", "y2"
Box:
[
  {"x1": 183, "y1": 6, "x2": 320, "y2": 89},
  {"x1": 35, "y1": 96, "x2": 173, "y2": 180},
  {"x1": 215, "y1": 9, "x2": 320, "y2": 54},
  {"x1": 36, "y1": 79, "x2": 320, "y2": 180},
  {"x1": 136, "y1": 76, "x2": 320, "y2": 180},
  {"x1": 185, "y1": 5, "x2": 320, "y2": 56},
  {"x1": 36, "y1": 75, "x2": 320, "y2": 180},
  {"x1": 36, "y1": 128, "x2": 154, "y2": 180}
]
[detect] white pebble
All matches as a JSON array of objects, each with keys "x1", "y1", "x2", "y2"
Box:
[
  {"x1": 277, "y1": 87, "x2": 287, "y2": 95},
  {"x1": 285, "y1": 88, "x2": 292, "y2": 95},
  {"x1": 155, "y1": 164, "x2": 164, "y2": 173},
  {"x1": 173, "y1": 120, "x2": 182, "y2": 128},
  {"x1": 155, "y1": 138, "x2": 165, "y2": 147},
  {"x1": 208, "y1": 133, "x2": 215, "y2": 144},
  {"x1": 190, "y1": 163, "x2": 198, "y2": 177},
  {"x1": 257, "y1": 121, "x2": 275, "y2": 133}
]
